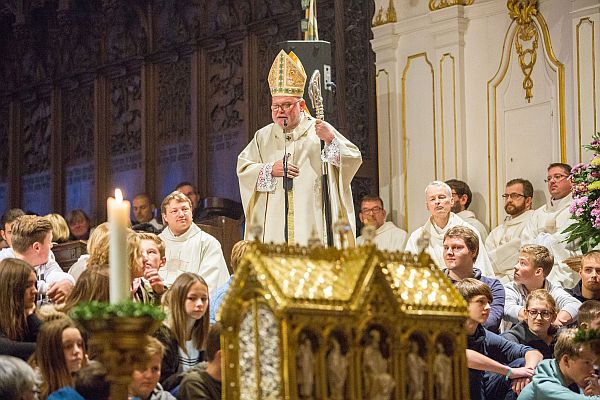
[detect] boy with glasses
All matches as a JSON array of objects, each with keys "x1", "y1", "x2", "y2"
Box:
[
  {"x1": 522, "y1": 163, "x2": 579, "y2": 288},
  {"x1": 486, "y1": 179, "x2": 535, "y2": 283},
  {"x1": 356, "y1": 195, "x2": 407, "y2": 251}
]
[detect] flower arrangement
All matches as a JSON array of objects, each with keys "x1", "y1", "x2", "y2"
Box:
[{"x1": 564, "y1": 132, "x2": 600, "y2": 253}]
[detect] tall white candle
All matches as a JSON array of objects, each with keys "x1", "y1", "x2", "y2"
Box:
[{"x1": 107, "y1": 188, "x2": 131, "y2": 304}]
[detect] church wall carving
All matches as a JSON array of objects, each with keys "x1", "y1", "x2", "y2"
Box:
[{"x1": 0, "y1": 0, "x2": 379, "y2": 224}]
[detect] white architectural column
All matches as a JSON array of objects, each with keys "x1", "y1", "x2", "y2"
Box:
[{"x1": 572, "y1": 0, "x2": 600, "y2": 161}]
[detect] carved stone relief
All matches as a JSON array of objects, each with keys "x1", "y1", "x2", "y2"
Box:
[
  {"x1": 104, "y1": 4, "x2": 147, "y2": 63},
  {"x1": 152, "y1": 0, "x2": 198, "y2": 50},
  {"x1": 343, "y1": 0, "x2": 376, "y2": 158},
  {"x1": 157, "y1": 57, "x2": 192, "y2": 142},
  {"x1": 23, "y1": 96, "x2": 52, "y2": 174},
  {"x1": 254, "y1": 0, "x2": 298, "y2": 20},
  {"x1": 205, "y1": 0, "x2": 251, "y2": 32},
  {"x1": 62, "y1": 84, "x2": 94, "y2": 164},
  {"x1": 314, "y1": 0, "x2": 339, "y2": 128},
  {"x1": 207, "y1": 43, "x2": 244, "y2": 149},
  {"x1": 109, "y1": 73, "x2": 142, "y2": 155},
  {"x1": 206, "y1": 42, "x2": 246, "y2": 198},
  {"x1": 51, "y1": 10, "x2": 102, "y2": 77}
]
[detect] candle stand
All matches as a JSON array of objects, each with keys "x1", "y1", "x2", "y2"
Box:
[{"x1": 71, "y1": 302, "x2": 165, "y2": 400}]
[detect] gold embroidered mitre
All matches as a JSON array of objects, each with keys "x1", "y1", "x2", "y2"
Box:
[{"x1": 268, "y1": 50, "x2": 307, "y2": 97}]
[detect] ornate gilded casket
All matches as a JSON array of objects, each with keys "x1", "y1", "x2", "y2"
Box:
[{"x1": 218, "y1": 242, "x2": 469, "y2": 400}]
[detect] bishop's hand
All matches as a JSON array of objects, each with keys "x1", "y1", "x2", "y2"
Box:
[
  {"x1": 272, "y1": 159, "x2": 299, "y2": 178},
  {"x1": 315, "y1": 120, "x2": 334, "y2": 144}
]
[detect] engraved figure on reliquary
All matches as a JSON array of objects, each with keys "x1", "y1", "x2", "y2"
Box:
[
  {"x1": 406, "y1": 336, "x2": 426, "y2": 400},
  {"x1": 433, "y1": 340, "x2": 453, "y2": 400},
  {"x1": 326, "y1": 333, "x2": 348, "y2": 400},
  {"x1": 297, "y1": 332, "x2": 316, "y2": 400},
  {"x1": 362, "y1": 328, "x2": 394, "y2": 400}
]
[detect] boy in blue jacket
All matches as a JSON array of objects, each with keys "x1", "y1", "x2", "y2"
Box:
[{"x1": 518, "y1": 328, "x2": 600, "y2": 399}]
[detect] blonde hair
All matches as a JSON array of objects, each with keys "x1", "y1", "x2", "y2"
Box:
[
  {"x1": 520, "y1": 245, "x2": 554, "y2": 276},
  {"x1": 525, "y1": 289, "x2": 557, "y2": 314},
  {"x1": 230, "y1": 240, "x2": 249, "y2": 273},
  {"x1": 61, "y1": 266, "x2": 110, "y2": 315},
  {"x1": 578, "y1": 300, "x2": 600, "y2": 328},
  {"x1": 137, "y1": 232, "x2": 165, "y2": 258},
  {"x1": 44, "y1": 214, "x2": 70, "y2": 243},
  {"x1": 160, "y1": 191, "x2": 192, "y2": 215},
  {"x1": 162, "y1": 273, "x2": 210, "y2": 355},
  {"x1": 145, "y1": 336, "x2": 165, "y2": 359},
  {"x1": 86, "y1": 226, "x2": 142, "y2": 279},
  {"x1": 553, "y1": 328, "x2": 597, "y2": 361},
  {"x1": 11, "y1": 215, "x2": 52, "y2": 253}
]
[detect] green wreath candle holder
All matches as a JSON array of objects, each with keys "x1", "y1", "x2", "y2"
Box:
[{"x1": 71, "y1": 301, "x2": 165, "y2": 400}]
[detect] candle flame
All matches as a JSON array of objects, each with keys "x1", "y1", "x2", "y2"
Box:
[{"x1": 115, "y1": 188, "x2": 123, "y2": 202}]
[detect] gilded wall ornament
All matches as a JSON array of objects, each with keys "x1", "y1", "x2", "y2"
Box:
[
  {"x1": 507, "y1": 0, "x2": 539, "y2": 102},
  {"x1": 428, "y1": 0, "x2": 474, "y2": 12},
  {"x1": 372, "y1": 0, "x2": 397, "y2": 27}
]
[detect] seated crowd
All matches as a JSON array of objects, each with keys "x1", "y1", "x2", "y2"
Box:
[{"x1": 2, "y1": 164, "x2": 600, "y2": 399}]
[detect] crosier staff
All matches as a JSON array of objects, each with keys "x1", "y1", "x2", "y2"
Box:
[{"x1": 309, "y1": 70, "x2": 333, "y2": 246}]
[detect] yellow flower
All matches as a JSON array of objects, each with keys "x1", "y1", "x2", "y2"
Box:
[
  {"x1": 592, "y1": 158, "x2": 600, "y2": 166},
  {"x1": 588, "y1": 181, "x2": 600, "y2": 191}
]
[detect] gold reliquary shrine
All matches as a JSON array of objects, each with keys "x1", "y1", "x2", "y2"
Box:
[{"x1": 218, "y1": 242, "x2": 470, "y2": 400}]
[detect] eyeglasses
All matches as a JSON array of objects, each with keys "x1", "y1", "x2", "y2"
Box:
[
  {"x1": 501, "y1": 193, "x2": 526, "y2": 200},
  {"x1": 544, "y1": 174, "x2": 569, "y2": 183},
  {"x1": 360, "y1": 206, "x2": 383, "y2": 215},
  {"x1": 270, "y1": 100, "x2": 301, "y2": 112},
  {"x1": 526, "y1": 309, "x2": 553, "y2": 320}
]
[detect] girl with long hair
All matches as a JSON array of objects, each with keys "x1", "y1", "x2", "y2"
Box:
[
  {"x1": 502, "y1": 289, "x2": 559, "y2": 359},
  {"x1": 154, "y1": 272, "x2": 210, "y2": 390},
  {"x1": 31, "y1": 317, "x2": 86, "y2": 399},
  {"x1": 0, "y1": 258, "x2": 41, "y2": 361}
]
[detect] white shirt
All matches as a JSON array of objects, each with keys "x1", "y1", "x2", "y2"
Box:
[
  {"x1": 485, "y1": 210, "x2": 535, "y2": 283},
  {"x1": 356, "y1": 221, "x2": 408, "y2": 252}
]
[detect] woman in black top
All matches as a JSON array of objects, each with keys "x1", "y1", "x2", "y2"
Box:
[{"x1": 0, "y1": 258, "x2": 43, "y2": 360}]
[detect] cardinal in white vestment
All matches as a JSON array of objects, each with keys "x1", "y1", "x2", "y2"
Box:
[{"x1": 237, "y1": 50, "x2": 362, "y2": 246}]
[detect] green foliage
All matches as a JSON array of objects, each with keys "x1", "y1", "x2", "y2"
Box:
[{"x1": 70, "y1": 300, "x2": 165, "y2": 321}]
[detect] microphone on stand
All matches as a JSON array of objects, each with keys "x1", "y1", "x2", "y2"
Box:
[
  {"x1": 283, "y1": 118, "x2": 290, "y2": 244},
  {"x1": 283, "y1": 119, "x2": 293, "y2": 191}
]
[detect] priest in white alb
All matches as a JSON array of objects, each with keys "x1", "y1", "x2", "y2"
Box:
[
  {"x1": 237, "y1": 50, "x2": 362, "y2": 246},
  {"x1": 356, "y1": 195, "x2": 407, "y2": 251},
  {"x1": 522, "y1": 163, "x2": 578, "y2": 288},
  {"x1": 485, "y1": 178, "x2": 535, "y2": 283},
  {"x1": 405, "y1": 181, "x2": 495, "y2": 277}
]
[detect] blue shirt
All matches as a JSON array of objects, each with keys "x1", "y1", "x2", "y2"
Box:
[{"x1": 209, "y1": 276, "x2": 232, "y2": 324}]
